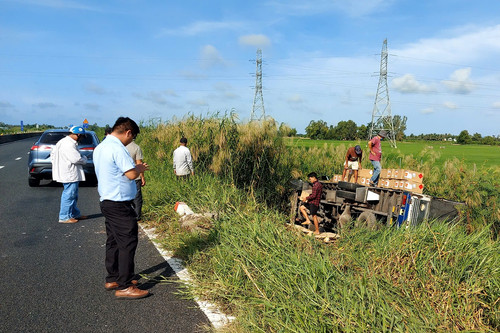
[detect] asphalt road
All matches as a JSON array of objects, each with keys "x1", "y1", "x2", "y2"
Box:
[{"x1": 0, "y1": 138, "x2": 211, "y2": 333}]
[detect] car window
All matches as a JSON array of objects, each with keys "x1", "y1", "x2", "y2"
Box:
[
  {"x1": 40, "y1": 132, "x2": 68, "y2": 144},
  {"x1": 78, "y1": 134, "x2": 95, "y2": 145}
]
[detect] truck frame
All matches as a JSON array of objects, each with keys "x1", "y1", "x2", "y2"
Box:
[{"x1": 290, "y1": 179, "x2": 463, "y2": 232}]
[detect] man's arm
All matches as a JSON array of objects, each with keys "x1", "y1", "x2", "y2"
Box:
[
  {"x1": 136, "y1": 159, "x2": 146, "y2": 186},
  {"x1": 124, "y1": 163, "x2": 149, "y2": 180}
]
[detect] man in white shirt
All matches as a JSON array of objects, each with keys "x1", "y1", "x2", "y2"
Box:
[
  {"x1": 173, "y1": 137, "x2": 194, "y2": 179},
  {"x1": 51, "y1": 126, "x2": 88, "y2": 223},
  {"x1": 126, "y1": 140, "x2": 145, "y2": 221}
]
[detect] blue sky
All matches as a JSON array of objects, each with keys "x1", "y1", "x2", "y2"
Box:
[{"x1": 1, "y1": 0, "x2": 500, "y2": 136}]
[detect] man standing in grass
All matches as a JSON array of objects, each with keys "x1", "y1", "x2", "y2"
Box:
[
  {"x1": 299, "y1": 172, "x2": 323, "y2": 235},
  {"x1": 126, "y1": 140, "x2": 146, "y2": 221},
  {"x1": 368, "y1": 130, "x2": 387, "y2": 186},
  {"x1": 173, "y1": 137, "x2": 194, "y2": 179},
  {"x1": 94, "y1": 117, "x2": 150, "y2": 299},
  {"x1": 342, "y1": 145, "x2": 363, "y2": 183}
]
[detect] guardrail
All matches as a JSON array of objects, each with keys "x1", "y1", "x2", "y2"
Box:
[{"x1": 0, "y1": 132, "x2": 43, "y2": 144}]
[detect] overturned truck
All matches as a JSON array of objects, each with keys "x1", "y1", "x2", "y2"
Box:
[{"x1": 290, "y1": 179, "x2": 463, "y2": 233}]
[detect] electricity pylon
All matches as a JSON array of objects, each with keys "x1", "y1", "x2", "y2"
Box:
[
  {"x1": 251, "y1": 49, "x2": 265, "y2": 121},
  {"x1": 369, "y1": 39, "x2": 397, "y2": 148}
]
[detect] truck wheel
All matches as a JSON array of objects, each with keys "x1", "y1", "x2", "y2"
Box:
[
  {"x1": 337, "y1": 181, "x2": 364, "y2": 192},
  {"x1": 356, "y1": 212, "x2": 378, "y2": 230},
  {"x1": 336, "y1": 190, "x2": 356, "y2": 200},
  {"x1": 28, "y1": 176, "x2": 40, "y2": 187}
]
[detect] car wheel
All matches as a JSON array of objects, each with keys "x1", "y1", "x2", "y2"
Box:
[
  {"x1": 337, "y1": 181, "x2": 364, "y2": 192},
  {"x1": 335, "y1": 190, "x2": 356, "y2": 200},
  {"x1": 28, "y1": 176, "x2": 40, "y2": 187}
]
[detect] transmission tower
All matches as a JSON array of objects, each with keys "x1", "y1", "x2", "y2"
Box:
[
  {"x1": 251, "y1": 48, "x2": 265, "y2": 121},
  {"x1": 369, "y1": 39, "x2": 397, "y2": 148}
]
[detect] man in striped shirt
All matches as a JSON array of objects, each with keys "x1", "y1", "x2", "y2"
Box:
[{"x1": 299, "y1": 172, "x2": 323, "y2": 235}]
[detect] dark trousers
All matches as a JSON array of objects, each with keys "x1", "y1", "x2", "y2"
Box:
[
  {"x1": 100, "y1": 200, "x2": 138, "y2": 289},
  {"x1": 133, "y1": 180, "x2": 143, "y2": 220}
]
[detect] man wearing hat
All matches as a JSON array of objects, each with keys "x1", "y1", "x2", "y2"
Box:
[
  {"x1": 51, "y1": 126, "x2": 88, "y2": 223},
  {"x1": 342, "y1": 145, "x2": 363, "y2": 183},
  {"x1": 368, "y1": 130, "x2": 387, "y2": 186}
]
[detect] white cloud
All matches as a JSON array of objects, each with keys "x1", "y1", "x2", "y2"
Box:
[
  {"x1": 287, "y1": 94, "x2": 303, "y2": 104},
  {"x1": 492, "y1": 102, "x2": 500, "y2": 108},
  {"x1": 238, "y1": 34, "x2": 271, "y2": 48},
  {"x1": 188, "y1": 98, "x2": 209, "y2": 107},
  {"x1": 443, "y1": 101, "x2": 458, "y2": 109},
  {"x1": 420, "y1": 108, "x2": 434, "y2": 114},
  {"x1": 159, "y1": 20, "x2": 244, "y2": 37},
  {"x1": 392, "y1": 74, "x2": 434, "y2": 94},
  {"x1": 83, "y1": 103, "x2": 100, "y2": 111},
  {"x1": 442, "y1": 68, "x2": 474, "y2": 94},
  {"x1": 393, "y1": 24, "x2": 500, "y2": 64},
  {"x1": 84, "y1": 83, "x2": 109, "y2": 95},
  {"x1": 267, "y1": 0, "x2": 394, "y2": 17},
  {"x1": 133, "y1": 91, "x2": 177, "y2": 106},
  {"x1": 0, "y1": 101, "x2": 14, "y2": 108},
  {"x1": 200, "y1": 45, "x2": 227, "y2": 69}
]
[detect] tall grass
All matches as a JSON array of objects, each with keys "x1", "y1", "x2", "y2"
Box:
[{"x1": 138, "y1": 114, "x2": 500, "y2": 332}]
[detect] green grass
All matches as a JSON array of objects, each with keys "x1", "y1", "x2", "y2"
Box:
[
  {"x1": 138, "y1": 116, "x2": 500, "y2": 332},
  {"x1": 285, "y1": 137, "x2": 500, "y2": 168}
]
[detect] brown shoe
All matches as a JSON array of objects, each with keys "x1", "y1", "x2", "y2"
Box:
[
  {"x1": 105, "y1": 280, "x2": 138, "y2": 290},
  {"x1": 115, "y1": 285, "x2": 149, "y2": 299},
  {"x1": 59, "y1": 218, "x2": 78, "y2": 223}
]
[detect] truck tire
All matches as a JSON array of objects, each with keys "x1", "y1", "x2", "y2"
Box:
[
  {"x1": 337, "y1": 181, "x2": 364, "y2": 192},
  {"x1": 355, "y1": 211, "x2": 378, "y2": 230},
  {"x1": 336, "y1": 190, "x2": 356, "y2": 201}
]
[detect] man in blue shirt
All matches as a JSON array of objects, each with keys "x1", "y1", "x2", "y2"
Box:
[{"x1": 94, "y1": 117, "x2": 150, "y2": 299}]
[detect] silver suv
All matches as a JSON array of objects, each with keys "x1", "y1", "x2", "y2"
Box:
[{"x1": 28, "y1": 129, "x2": 100, "y2": 187}]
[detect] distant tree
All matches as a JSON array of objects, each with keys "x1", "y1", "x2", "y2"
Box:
[
  {"x1": 305, "y1": 120, "x2": 328, "y2": 139},
  {"x1": 357, "y1": 124, "x2": 369, "y2": 140},
  {"x1": 332, "y1": 120, "x2": 357, "y2": 140},
  {"x1": 457, "y1": 130, "x2": 471, "y2": 144},
  {"x1": 471, "y1": 132, "x2": 482, "y2": 142},
  {"x1": 482, "y1": 136, "x2": 496, "y2": 145}
]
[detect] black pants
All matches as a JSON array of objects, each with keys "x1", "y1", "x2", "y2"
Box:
[
  {"x1": 133, "y1": 179, "x2": 143, "y2": 220},
  {"x1": 100, "y1": 200, "x2": 138, "y2": 289}
]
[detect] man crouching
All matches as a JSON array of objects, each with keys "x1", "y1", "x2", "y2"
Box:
[{"x1": 299, "y1": 172, "x2": 323, "y2": 235}]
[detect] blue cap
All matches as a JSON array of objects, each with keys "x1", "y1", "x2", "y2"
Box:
[{"x1": 69, "y1": 126, "x2": 85, "y2": 134}]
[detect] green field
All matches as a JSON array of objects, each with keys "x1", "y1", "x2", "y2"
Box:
[{"x1": 285, "y1": 137, "x2": 500, "y2": 168}]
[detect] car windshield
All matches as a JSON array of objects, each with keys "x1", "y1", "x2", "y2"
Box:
[
  {"x1": 39, "y1": 132, "x2": 95, "y2": 145},
  {"x1": 39, "y1": 132, "x2": 67, "y2": 144}
]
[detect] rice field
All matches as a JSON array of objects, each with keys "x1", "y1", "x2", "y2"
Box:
[{"x1": 285, "y1": 137, "x2": 500, "y2": 169}]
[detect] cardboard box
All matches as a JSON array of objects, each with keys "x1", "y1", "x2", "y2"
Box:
[
  {"x1": 332, "y1": 174, "x2": 343, "y2": 182},
  {"x1": 378, "y1": 178, "x2": 391, "y2": 188},
  {"x1": 299, "y1": 189, "x2": 312, "y2": 201},
  {"x1": 391, "y1": 169, "x2": 405, "y2": 179},
  {"x1": 402, "y1": 170, "x2": 424, "y2": 183},
  {"x1": 403, "y1": 181, "x2": 424, "y2": 194},
  {"x1": 357, "y1": 169, "x2": 373, "y2": 178},
  {"x1": 380, "y1": 169, "x2": 390, "y2": 178}
]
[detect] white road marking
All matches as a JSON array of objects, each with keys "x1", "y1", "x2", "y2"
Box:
[
  {"x1": 141, "y1": 225, "x2": 234, "y2": 329},
  {"x1": 0, "y1": 166, "x2": 4, "y2": 170},
  {"x1": 15, "y1": 157, "x2": 22, "y2": 160}
]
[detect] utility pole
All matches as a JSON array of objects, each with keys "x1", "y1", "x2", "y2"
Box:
[
  {"x1": 369, "y1": 39, "x2": 397, "y2": 148},
  {"x1": 251, "y1": 48, "x2": 265, "y2": 121}
]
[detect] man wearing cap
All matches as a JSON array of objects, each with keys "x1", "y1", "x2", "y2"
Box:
[
  {"x1": 368, "y1": 130, "x2": 387, "y2": 186},
  {"x1": 342, "y1": 145, "x2": 363, "y2": 183},
  {"x1": 51, "y1": 126, "x2": 88, "y2": 223}
]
